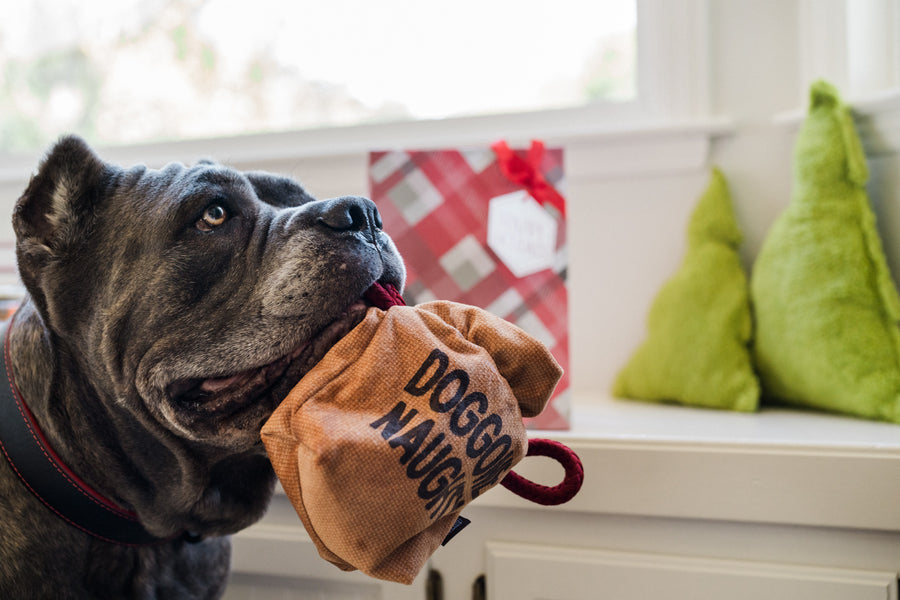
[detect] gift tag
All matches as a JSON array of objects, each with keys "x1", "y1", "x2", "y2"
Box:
[{"x1": 487, "y1": 190, "x2": 557, "y2": 278}]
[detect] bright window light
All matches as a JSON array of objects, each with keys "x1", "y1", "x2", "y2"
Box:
[{"x1": 1, "y1": 0, "x2": 636, "y2": 152}]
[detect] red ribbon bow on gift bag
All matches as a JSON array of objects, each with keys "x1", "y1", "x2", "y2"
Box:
[{"x1": 491, "y1": 139, "x2": 566, "y2": 218}]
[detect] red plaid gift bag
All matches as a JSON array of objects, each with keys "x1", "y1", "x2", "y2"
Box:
[{"x1": 368, "y1": 141, "x2": 570, "y2": 429}]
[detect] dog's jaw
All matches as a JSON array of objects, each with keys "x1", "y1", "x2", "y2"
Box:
[
  {"x1": 165, "y1": 299, "x2": 369, "y2": 425},
  {"x1": 164, "y1": 300, "x2": 369, "y2": 445}
]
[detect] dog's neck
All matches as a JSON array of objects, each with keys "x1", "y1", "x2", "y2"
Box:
[
  {"x1": 1, "y1": 302, "x2": 175, "y2": 544},
  {"x1": 7, "y1": 303, "x2": 56, "y2": 430},
  {"x1": 5, "y1": 298, "x2": 275, "y2": 540},
  {"x1": 7, "y1": 302, "x2": 126, "y2": 501}
]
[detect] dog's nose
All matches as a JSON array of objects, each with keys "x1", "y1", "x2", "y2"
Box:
[{"x1": 316, "y1": 196, "x2": 383, "y2": 232}]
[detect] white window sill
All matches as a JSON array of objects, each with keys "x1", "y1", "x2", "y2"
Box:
[
  {"x1": 558, "y1": 393, "x2": 900, "y2": 449},
  {"x1": 774, "y1": 86, "x2": 900, "y2": 155},
  {"x1": 0, "y1": 110, "x2": 734, "y2": 185},
  {"x1": 476, "y1": 394, "x2": 900, "y2": 533}
]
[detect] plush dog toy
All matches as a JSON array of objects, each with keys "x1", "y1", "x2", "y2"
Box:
[{"x1": 261, "y1": 283, "x2": 583, "y2": 584}]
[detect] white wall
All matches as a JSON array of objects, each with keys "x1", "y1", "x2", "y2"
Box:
[
  {"x1": 566, "y1": 0, "x2": 803, "y2": 398},
  {"x1": 709, "y1": 0, "x2": 800, "y2": 261}
]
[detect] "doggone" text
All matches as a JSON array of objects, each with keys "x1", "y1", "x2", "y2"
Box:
[{"x1": 369, "y1": 348, "x2": 518, "y2": 519}]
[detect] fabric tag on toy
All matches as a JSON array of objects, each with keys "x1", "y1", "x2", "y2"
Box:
[
  {"x1": 487, "y1": 190, "x2": 557, "y2": 278},
  {"x1": 441, "y1": 515, "x2": 471, "y2": 546}
]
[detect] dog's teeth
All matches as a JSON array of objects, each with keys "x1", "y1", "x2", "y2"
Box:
[{"x1": 200, "y1": 374, "x2": 246, "y2": 393}]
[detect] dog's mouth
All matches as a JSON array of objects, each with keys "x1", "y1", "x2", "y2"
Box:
[{"x1": 166, "y1": 298, "x2": 371, "y2": 419}]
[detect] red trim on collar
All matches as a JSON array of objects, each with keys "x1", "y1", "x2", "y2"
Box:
[{"x1": 0, "y1": 315, "x2": 175, "y2": 546}]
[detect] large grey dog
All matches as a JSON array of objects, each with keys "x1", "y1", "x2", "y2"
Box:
[{"x1": 0, "y1": 135, "x2": 405, "y2": 598}]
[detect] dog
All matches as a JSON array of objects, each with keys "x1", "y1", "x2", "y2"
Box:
[{"x1": 0, "y1": 135, "x2": 405, "y2": 598}]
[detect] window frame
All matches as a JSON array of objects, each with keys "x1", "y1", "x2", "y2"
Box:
[
  {"x1": 798, "y1": 0, "x2": 900, "y2": 100},
  {"x1": 0, "y1": 0, "x2": 716, "y2": 181}
]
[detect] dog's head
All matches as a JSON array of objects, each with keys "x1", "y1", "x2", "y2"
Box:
[{"x1": 12, "y1": 135, "x2": 405, "y2": 533}]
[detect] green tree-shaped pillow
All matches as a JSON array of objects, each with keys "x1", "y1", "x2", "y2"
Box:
[
  {"x1": 751, "y1": 81, "x2": 900, "y2": 422},
  {"x1": 613, "y1": 169, "x2": 759, "y2": 411}
]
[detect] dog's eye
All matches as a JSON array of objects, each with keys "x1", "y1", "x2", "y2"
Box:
[{"x1": 196, "y1": 205, "x2": 229, "y2": 232}]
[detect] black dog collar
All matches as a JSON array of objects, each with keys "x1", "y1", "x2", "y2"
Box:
[{"x1": 0, "y1": 320, "x2": 172, "y2": 546}]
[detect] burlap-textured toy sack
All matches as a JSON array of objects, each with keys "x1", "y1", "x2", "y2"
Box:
[{"x1": 261, "y1": 284, "x2": 582, "y2": 584}]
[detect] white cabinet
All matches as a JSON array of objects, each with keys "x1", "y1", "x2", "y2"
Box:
[
  {"x1": 426, "y1": 397, "x2": 900, "y2": 600},
  {"x1": 226, "y1": 493, "x2": 428, "y2": 600},
  {"x1": 486, "y1": 543, "x2": 897, "y2": 600}
]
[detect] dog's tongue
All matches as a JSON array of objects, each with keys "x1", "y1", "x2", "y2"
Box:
[{"x1": 364, "y1": 282, "x2": 406, "y2": 310}]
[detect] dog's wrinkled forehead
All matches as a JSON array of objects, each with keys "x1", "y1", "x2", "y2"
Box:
[
  {"x1": 167, "y1": 162, "x2": 248, "y2": 191},
  {"x1": 120, "y1": 161, "x2": 313, "y2": 217},
  {"x1": 125, "y1": 163, "x2": 245, "y2": 222}
]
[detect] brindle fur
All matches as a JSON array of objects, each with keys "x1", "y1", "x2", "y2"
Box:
[{"x1": 0, "y1": 136, "x2": 405, "y2": 598}]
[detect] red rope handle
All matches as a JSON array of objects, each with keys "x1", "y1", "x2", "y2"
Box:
[
  {"x1": 364, "y1": 282, "x2": 406, "y2": 309},
  {"x1": 500, "y1": 438, "x2": 584, "y2": 506}
]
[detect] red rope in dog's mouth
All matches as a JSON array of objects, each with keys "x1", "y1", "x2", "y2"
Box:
[{"x1": 364, "y1": 282, "x2": 407, "y2": 310}]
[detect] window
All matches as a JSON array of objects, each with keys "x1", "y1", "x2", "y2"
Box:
[
  {"x1": 1, "y1": 0, "x2": 637, "y2": 153},
  {"x1": 796, "y1": 0, "x2": 900, "y2": 103}
]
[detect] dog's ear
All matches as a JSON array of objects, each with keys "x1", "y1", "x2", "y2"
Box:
[
  {"x1": 14, "y1": 135, "x2": 109, "y2": 249},
  {"x1": 245, "y1": 171, "x2": 317, "y2": 208},
  {"x1": 14, "y1": 136, "x2": 111, "y2": 314}
]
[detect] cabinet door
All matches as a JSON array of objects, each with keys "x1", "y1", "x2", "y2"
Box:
[
  {"x1": 486, "y1": 542, "x2": 898, "y2": 600},
  {"x1": 225, "y1": 492, "x2": 427, "y2": 600}
]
